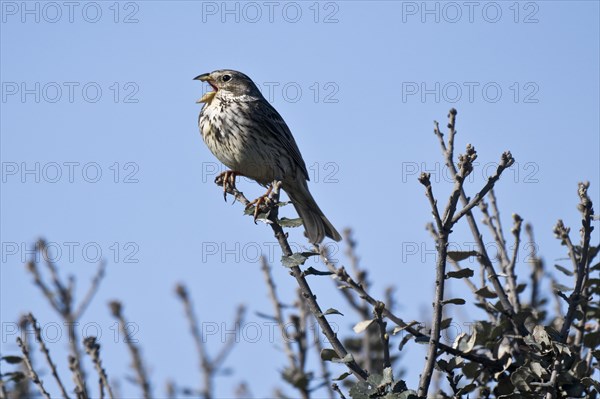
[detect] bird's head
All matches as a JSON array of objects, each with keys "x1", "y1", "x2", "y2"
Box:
[{"x1": 194, "y1": 69, "x2": 261, "y2": 104}]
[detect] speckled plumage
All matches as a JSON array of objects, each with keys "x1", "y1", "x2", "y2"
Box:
[{"x1": 196, "y1": 69, "x2": 341, "y2": 243}]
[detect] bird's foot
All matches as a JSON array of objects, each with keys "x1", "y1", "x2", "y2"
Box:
[
  {"x1": 215, "y1": 170, "x2": 241, "y2": 202},
  {"x1": 246, "y1": 186, "x2": 274, "y2": 223}
]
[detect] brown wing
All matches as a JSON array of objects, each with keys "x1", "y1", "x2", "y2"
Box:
[{"x1": 250, "y1": 99, "x2": 310, "y2": 181}]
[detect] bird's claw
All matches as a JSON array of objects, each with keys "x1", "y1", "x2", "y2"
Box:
[
  {"x1": 215, "y1": 171, "x2": 239, "y2": 202},
  {"x1": 246, "y1": 186, "x2": 274, "y2": 223}
]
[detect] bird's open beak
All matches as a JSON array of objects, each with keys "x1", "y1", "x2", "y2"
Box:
[
  {"x1": 194, "y1": 73, "x2": 217, "y2": 104},
  {"x1": 193, "y1": 73, "x2": 210, "y2": 82}
]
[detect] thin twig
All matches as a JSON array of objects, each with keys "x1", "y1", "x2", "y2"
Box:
[
  {"x1": 418, "y1": 138, "x2": 478, "y2": 397},
  {"x1": 312, "y1": 318, "x2": 336, "y2": 399},
  {"x1": 373, "y1": 302, "x2": 391, "y2": 370},
  {"x1": 218, "y1": 179, "x2": 368, "y2": 381},
  {"x1": 318, "y1": 248, "x2": 503, "y2": 370},
  {"x1": 69, "y1": 355, "x2": 88, "y2": 399},
  {"x1": 341, "y1": 230, "x2": 375, "y2": 373},
  {"x1": 506, "y1": 214, "x2": 523, "y2": 313},
  {"x1": 84, "y1": 336, "x2": 115, "y2": 399},
  {"x1": 433, "y1": 111, "x2": 527, "y2": 339},
  {"x1": 175, "y1": 283, "x2": 213, "y2": 397},
  {"x1": 260, "y1": 256, "x2": 298, "y2": 370},
  {"x1": 525, "y1": 223, "x2": 543, "y2": 311},
  {"x1": 28, "y1": 313, "x2": 71, "y2": 399},
  {"x1": 212, "y1": 304, "x2": 246, "y2": 369},
  {"x1": 109, "y1": 301, "x2": 152, "y2": 399},
  {"x1": 479, "y1": 198, "x2": 509, "y2": 267},
  {"x1": 546, "y1": 182, "x2": 595, "y2": 399},
  {"x1": 332, "y1": 383, "x2": 347, "y2": 399},
  {"x1": 74, "y1": 260, "x2": 107, "y2": 320},
  {"x1": 16, "y1": 337, "x2": 51, "y2": 399}
]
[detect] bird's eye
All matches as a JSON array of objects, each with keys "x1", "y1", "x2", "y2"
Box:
[{"x1": 222, "y1": 75, "x2": 232, "y2": 82}]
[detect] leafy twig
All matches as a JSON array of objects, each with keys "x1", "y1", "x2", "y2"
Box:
[
  {"x1": 433, "y1": 110, "x2": 527, "y2": 339},
  {"x1": 217, "y1": 179, "x2": 368, "y2": 381}
]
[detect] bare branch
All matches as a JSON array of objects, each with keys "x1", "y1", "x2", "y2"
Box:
[
  {"x1": 109, "y1": 301, "x2": 152, "y2": 399},
  {"x1": 175, "y1": 283, "x2": 212, "y2": 397},
  {"x1": 212, "y1": 304, "x2": 246, "y2": 369},
  {"x1": 506, "y1": 214, "x2": 523, "y2": 313},
  {"x1": 74, "y1": 260, "x2": 107, "y2": 320},
  {"x1": 28, "y1": 313, "x2": 71, "y2": 399},
  {"x1": 84, "y1": 336, "x2": 115, "y2": 399},
  {"x1": 451, "y1": 152, "x2": 515, "y2": 224},
  {"x1": 16, "y1": 337, "x2": 51, "y2": 399},
  {"x1": 373, "y1": 302, "x2": 391, "y2": 370},
  {"x1": 260, "y1": 256, "x2": 298, "y2": 370},
  {"x1": 433, "y1": 111, "x2": 527, "y2": 339}
]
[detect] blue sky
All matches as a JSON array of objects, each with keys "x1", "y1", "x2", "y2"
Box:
[{"x1": 1, "y1": 1, "x2": 599, "y2": 397}]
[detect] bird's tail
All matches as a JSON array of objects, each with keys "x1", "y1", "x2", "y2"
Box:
[{"x1": 285, "y1": 181, "x2": 342, "y2": 244}]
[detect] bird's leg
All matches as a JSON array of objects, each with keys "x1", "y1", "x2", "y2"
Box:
[
  {"x1": 215, "y1": 170, "x2": 241, "y2": 201},
  {"x1": 246, "y1": 185, "x2": 274, "y2": 223}
]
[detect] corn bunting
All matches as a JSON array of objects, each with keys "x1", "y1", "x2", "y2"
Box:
[{"x1": 194, "y1": 69, "x2": 341, "y2": 243}]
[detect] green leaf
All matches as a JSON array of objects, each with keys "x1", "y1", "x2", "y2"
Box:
[
  {"x1": 320, "y1": 349, "x2": 354, "y2": 364},
  {"x1": 392, "y1": 321, "x2": 420, "y2": 335},
  {"x1": 279, "y1": 217, "x2": 303, "y2": 228},
  {"x1": 554, "y1": 264, "x2": 573, "y2": 276},
  {"x1": 4, "y1": 371, "x2": 25, "y2": 383},
  {"x1": 583, "y1": 330, "x2": 600, "y2": 348},
  {"x1": 281, "y1": 252, "x2": 318, "y2": 267},
  {"x1": 443, "y1": 298, "x2": 466, "y2": 305},
  {"x1": 582, "y1": 377, "x2": 600, "y2": 392},
  {"x1": 440, "y1": 318, "x2": 453, "y2": 330},
  {"x1": 415, "y1": 335, "x2": 430, "y2": 344},
  {"x1": 462, "y1": 362, "x2": 480, "y2": 379},
  {"x1": 334, "y1": 372, "x2": 351, "y2": 381},
  {"x1": 531, "y1": 325, "x2": 552, "y2": 350},
  {"x1": 446, "y1": 268, "x2": 474, "y2": 279},
  {"x1": 447, "y1": 251, "x2": 479, "y2": 262},
  {"x1": 323, "y1": 308, "x2": 344, "y2": 316},
  {"x1": 1, "y1": 356, "x2": 23, "y2": 364},
  {"x1": 353, "y1": 319, "x2": 375, "y2": 334},
  {"x1": 320, "y1": 348, "x2": 337, "y2": 362},
  {"x1": 510, "y1": 366, "x2": 533, "y2": 392},
  {"x1": 475, "y1": 286, "x2": 498, "y2": 298}
]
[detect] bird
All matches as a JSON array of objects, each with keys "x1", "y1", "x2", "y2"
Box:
[{"x1": 194, "y1": 69, "x2": 342, "y2": 244}]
